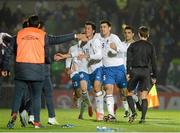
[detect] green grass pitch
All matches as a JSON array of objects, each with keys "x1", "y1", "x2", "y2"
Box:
[{"x1": 0, "y1": 109, "x2": 179, "y2": 132}]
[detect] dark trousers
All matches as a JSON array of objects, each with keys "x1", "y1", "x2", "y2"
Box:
[
  {"x1": 12, "y1": 80, "x2": 43, "y2": 122},
  {"x1": 19, "y1": 85, "x2": 32, "y2": 115},
  {"x1": 43, "y1": 75, "x2": 55, "y2": 118},
  {"x1": 18, "y1": 75, "x2": 55, "y2": 118}
]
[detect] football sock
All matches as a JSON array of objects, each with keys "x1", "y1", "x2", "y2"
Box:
[{"x1": 141, "y1": 99, "x2": 148, "y2": 120}]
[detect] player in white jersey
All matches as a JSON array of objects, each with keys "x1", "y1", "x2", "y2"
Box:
[
  {"x1": 54, "y1": 41, "x2": 93, "y2": 119},
  {"x1": 66, "y1": 42, "x2": 93, "y2": 119},
  {"x1": 97, "y1": 20, "x2": 127, "y2": 121},
  {"x1": 71, "y1": 41, "x2": 94, "y2": 119},
  {"x1": 122, "y1": 26, "x2": 135, "y2": 68},
  {"x1": 78, "y1": 21, "x2": 104, "y2": 121},
  {"x1": 65, "y1": 43, "x2": 81, "y2": 100}
]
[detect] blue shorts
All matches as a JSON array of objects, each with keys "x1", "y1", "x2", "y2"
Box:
[
  {"x1": 89, "y1": 67, "x2": 103, "y2": 85},
  {"x1": 103, "y1": 65, "x2": 127, "y2": 88},
  {"x1": 71, "y1": 73, "x2": 80, "y2": 90},
  {"x1": 79, "y1": 72, "x2": 93, "y2": 91}
]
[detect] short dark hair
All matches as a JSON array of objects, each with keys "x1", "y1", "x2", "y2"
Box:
[
  {"x1": 124, "y1": 25, "x2": 134, "y2": 33},
  {"x1": 85, "y1": 21, "x2": 96, "y2": 35},
  {"x1": 28, "y1": 15, "x2": 40, "y2": 27},
  {"x1": 22, "y1": 20, "x2": 29, "y2": 28},
  {"x1": 138, "y1": 26, "x2": 149, "y2": 38},
  {"x1": 100, "y1": 20, "x2": 111, "y2": 27}
]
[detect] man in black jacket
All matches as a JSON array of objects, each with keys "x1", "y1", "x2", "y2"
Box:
[
  {"x1": 126, "y1": 26, "x2": 157, "y2": 124},
  {"x1": 0, "y1": 32, "x2": 12, "y2": 103}
]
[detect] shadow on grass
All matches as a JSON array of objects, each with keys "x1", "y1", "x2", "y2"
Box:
[{"x1": 80, "y1": 118, "x2": 135, "y2": 125}]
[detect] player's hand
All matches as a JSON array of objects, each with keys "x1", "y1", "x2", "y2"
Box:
[
  {"x1": 54, "y1": 53, "x2": 61, "y2": 61},
  {"x1": 71, "y1": 64, "x2": 78, "y2": 72},
  {"x1": 1, "y1": 71, "x2": 8, "y2": 77},
  {"x1": 126, "y1": 74, "x2": 130, "y2": 81},
  {"x1": 54, "y1": 53, "x2": 64, "y2": 61},
  {"x1": 107, "y1": 51, "x2": 117, "y2": 57},
  {"x1": 151, "y1": 78, "x2": 156, "y2": 84},
  {"x1": 109, "y1": 43, "x2": 117, "y2": 51},
  {"x1": 75, "y1": 33, "x2": 88, "y2": 42},
  {"x1": 66, "y1": 68, "x2": 73, "y2": 75}
]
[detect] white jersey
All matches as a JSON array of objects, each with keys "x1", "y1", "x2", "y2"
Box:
[
  {"x1": 65, "y1": 43, "x2": 88, "y2": 78},
  {"x1": 83, "y1": 36, "x2": 103, "y2": 74},
  {"x1": 70, "y1": 42, "x2": 89, "y2": 74},
  {"x1": 95, "y1": 33, "x2": 125, "y2": 67},
  {"x1": 121, "y1": 41, "x2": 132, "y2": 70},
  {"x1": 65, "y1": 44, "x2": 79, "y2": 78}
]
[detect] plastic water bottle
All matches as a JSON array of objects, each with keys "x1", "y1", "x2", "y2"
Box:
[
  {"x1": 96, "y1": 126, "x2": 122, "y2": 132},
  {"x1": 96, "y1": 126, "x2": 113, "y2": 132},
  {"x1": 96, "y1": 126, "x2": 102, "y2": 132}
]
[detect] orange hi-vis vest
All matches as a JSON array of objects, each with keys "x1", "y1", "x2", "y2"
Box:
[{"x1": 16, "y1": 27, "x2": 46, "y2": 64}]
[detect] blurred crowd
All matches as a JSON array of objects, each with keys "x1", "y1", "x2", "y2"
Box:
[{"x1": 0, "y1": 0, "x2": 179, "y2": 89}]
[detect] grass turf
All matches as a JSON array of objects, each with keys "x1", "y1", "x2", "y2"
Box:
[{"x1": 0, "y1": 109, "x2": 179, "y2": 132}]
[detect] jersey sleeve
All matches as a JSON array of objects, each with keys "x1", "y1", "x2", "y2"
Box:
[
  {"x1": 109, "y1": 34, "x2": 125, "y2": 53},
  {"x1": 65, "y1": 46, "x2": 73, "y2": 68},
  {"x1": 150, "y1": 44, "x2": 157, "y2": 78},
  {"x1": 126, "y1": 44, "x2": 133, "y2": 74}
]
